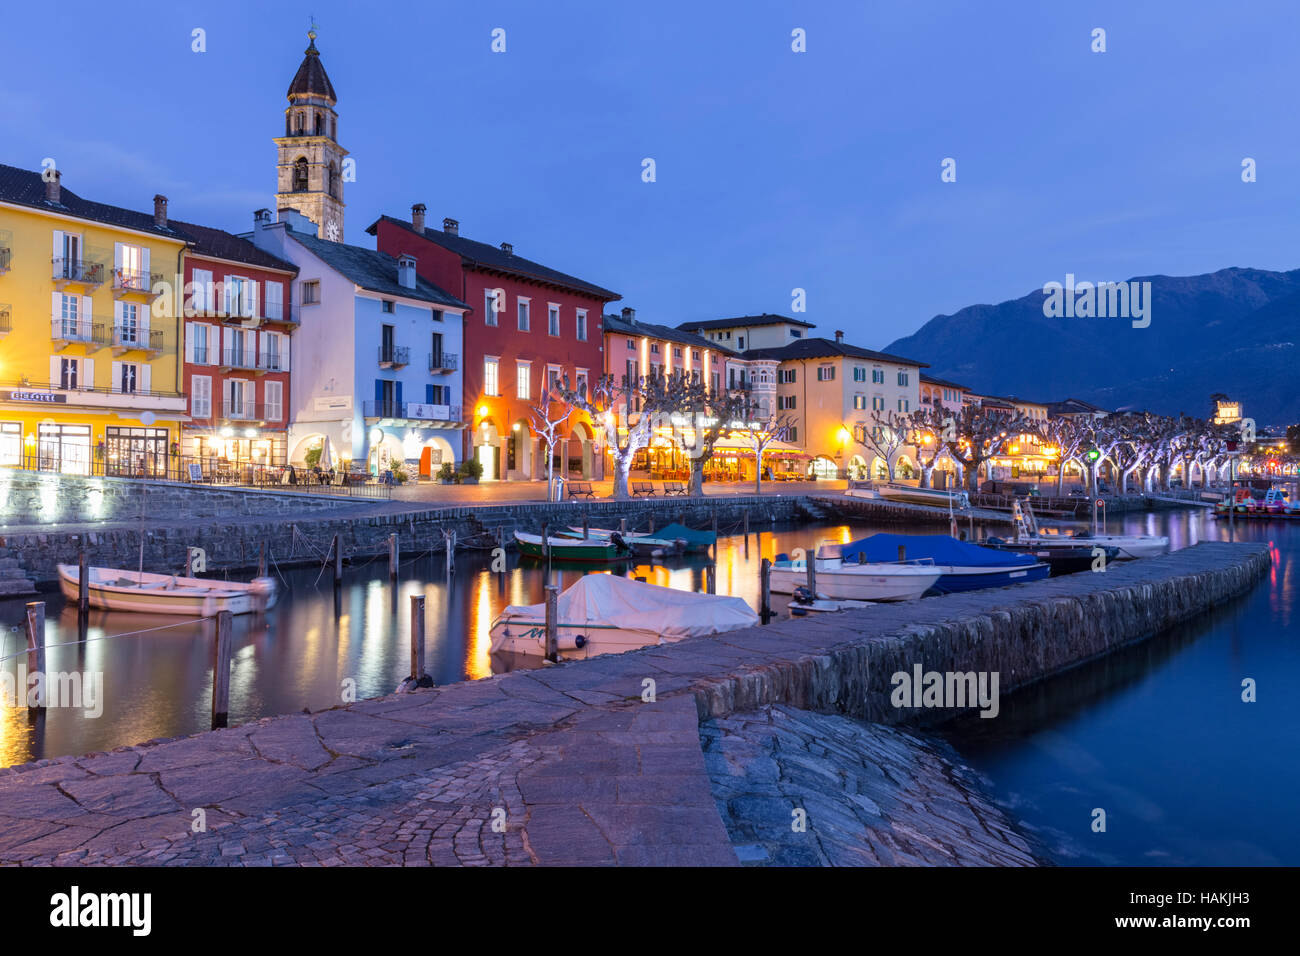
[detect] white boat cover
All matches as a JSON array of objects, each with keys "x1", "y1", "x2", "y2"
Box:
[{"x1": 500, "y1": 574, "x2": 758, "y2": 638}]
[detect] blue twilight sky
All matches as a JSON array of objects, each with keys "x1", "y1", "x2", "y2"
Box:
[{"x1": 2, "y1": 0, "x2": 1298, "y2": 349}]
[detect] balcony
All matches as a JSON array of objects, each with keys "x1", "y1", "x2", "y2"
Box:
[
  {"x1": 52, "y1": 257, "x2": 105, "y2": 291},
  {"x1": 363, "y1": 400, "x2": 462, "y2": 424},
  {"x1": 428, "y1": 351, "x2": 458, "y2": 373},
  {"x1": 219, "y1": 348, "x2": 258, "y2": 372},
  {"x1": 51, "y1": 318, "x2": 102, "y2": 349},
  {"x1": 257, "y1": 351, "x2": 288, "y2": 374},
  {"x1": 0, "y1": 304, "x2": 9, "y2": 336},
  {"x1": 221, "y1": 401, "x2": 282, "y2": 424},
  {"x1": 0, "y1": 379, "x2": 186, "y2": 413},
  {"x1": 104, "y1": 326, "x2": 165, "y2": 356},
  {"x1": 378, "y1": 345, "x2": 410, "y2": 369},
  {"x1": 0, "y1": 247, "x2": 10, "y2": 275},
  {"x1": 112, "y1": 268, "x2": 164, "y2": 302}
]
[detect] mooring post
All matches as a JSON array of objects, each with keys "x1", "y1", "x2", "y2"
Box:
[
  {"x1": 706, "y1": 564, "x2": 716, "y2": 594},
  {"x1": 389, "y1": 533, "x2": 398, "y2": 582},
  {"x1": 333, "y1": 533, "x2": 342, "y2": 587},
  {"x1": 212, "y1": 610, "x2": 232, "y2": 729},
  {"x1": 258, "y1": 541, "x2": 266, "y2": 578},
  {"x1": 743, "y1": 508, "x2": 750, "y2": 538},
  {"x1": 544, "y1": 584, "x2": 559, "y2": 663},
  {"x1": 25, "y1": 602, "x2": 46, "y2": 712},
  {"x1": 541, "y1": 522, "x2": 550, "y2": 562},
  {"x1": 760, "y1": 558, "x2": 772, "y2": 624},
  {"x1": 410, "y1": 594, "x2": 426, "y2": 683},
  {"x1": 619, "y1": 517, "x2": 627, "y2": 534},
  {"x1": 648, "y1": 514, "x2": 655, "y2": 534},
  {"x1": 712, "y1": 510, "x2": 719, "y2": 560},
  {"x1": 78, "y1": 550, "x2": 89, "y2": 618},
  {"x1": 806, "y1": 550, "x2": 817, "y2": 598},
  {"x1": 582, "y1": 513, "x2": 589, "y2": 539}
]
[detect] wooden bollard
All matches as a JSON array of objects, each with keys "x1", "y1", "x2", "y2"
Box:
[
  {"x1": 78, "y1": 550, "x2": 89, "y2": 618},
  {"x1": 648, "y1": 514, "x2": 655, "y2": 534},
  {"x1": 410, "y1": 594, "x2": 427, "y2": 682},
  {"x1": 806, "y1": 551, "x2": 816, "y2": 598},
  {"x1": 450, "y1": 530, "x2": 456, "y2": 573},
  {"x1": 706, "y1": 564, "x2": 715, "y2": 594},
  {"x1": 759, "y1": 558, "x2": 772, "y2": 623},
  {"x1": 333, "y1": 533, "x2": 342, "y2": 586},
  {"x1": 619, "y1": 518, "x2": 627, "y2": 534},
  {"x1": 389, "y1": 533, "x2": 399, "y2": 582},
  {"x1": 212, "y1": 610, "x2": 233, "y2": 729},
  {"x1": 25, "y1": 602, "x2": 46, "y2": 712},
  {"x1": 743, "y1": 508, "x2": 750, "y2": 537},
  {"x1": 544, "y1": 585, "x2": 559, "y2": 663},
  {"x1": 541, "y1": 522, "x2": 550, "y2": 562},
  {"x1": 582, "y1": 513, "x2": 589, "y2": 539}
]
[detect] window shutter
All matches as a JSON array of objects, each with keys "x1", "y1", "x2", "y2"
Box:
[
  {"x1": 51, "y1": 291, "x2": 60, "y2": 321},
  {"x1": 426, "y1": 384, "x2": 434, "y2": 404},
  {"x1": 141, "y1": 247, "x2": 150, "y2": 279},
  {"x1": 50, "y1": 356, "x2": 60, "y2": 387},
  {"x1": 248, "y1": 280, "x2": 259, "y2": 319},
  {"x1": 111, "y1": 361, "x2": 122, "y2": 393},
  {"x1": 52, "y1": 230, "x2": 63, "y2": 261},
  {"x1": 83, "y1": 358, "x2": 94, "y2": 387},
  {"x1": 81, "y1": 295, "x2": 91, "y2": 326},
  {"x1": 223, "y1": 276, "x2": 233, "y2": 316},
  {"x1": 396, "y1": 381, "x2": 403, "y2": 406},
  {"x1": 282, "y1": 335, "x2": 290, "y2": 372},
  {"x1": 375, "y1": 380, "x2": 383, "y2": 403},
  {"x1": 185, "y1": 323, "x2": 194, "y2": 363},
  {"x1": 245, "y1": 380, "x2": 256, "y2": 410},
  {"x1": 141, "y1": 364, "x2": 151, "y2": 394}
]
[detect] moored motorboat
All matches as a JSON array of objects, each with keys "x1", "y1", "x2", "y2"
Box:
[
  {"x1": 489, "y1": 573, "x2": 757, "y2": 659},
  {"x1": 982, "y1": 537, "x2": 1119, "y2": 574},
  {"x1": 847, "y1": 482, "x2": 971, "y2": 510},
  {"x1": 568, "y1": 526, "x2": 687, "y2": 557},
  {"x1": 56, "y1": 564, "x2": 277, "y2": 616},
  {"x1": 513, "y1": 530, "x2": 633, "y2": 562},
  {"x1": 769, "y1": 543, "x2": 942, "y2": 601},
  {"x1": 1013, "y1": 500, "x2": 1169, "y2": 559},
  {"x1": 833, "y1": 534, "x2": 1051, "y2": 594}
]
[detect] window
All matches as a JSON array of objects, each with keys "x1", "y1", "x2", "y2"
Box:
[
  {"x1": 191, "y1": 375, "x2": 212, "y2": 419},
  {"x1": 226, "y1": 276, "x2": 257, "y2": 319},
  {"x1": 548, "y1": 304, "x2": 560, "y2": 336},
  {"x1": 485, "y1": 289, "x2": 501, "y2": 326},
  {"x1": 265, "y1": 381, "x2": 283, "y2": 422},
  {"x1": 692, "y1": 350, "x2": 700, "y2": 360},
  {"x1": 872, "y1": 368, "x2": 884, "y2": 384},
  {"x1": 778, "y1": 368, "x2": 797, "y2": 384},
  {"x1": 575, "y1": 369, "x2": 588, "y2": 398},
  {"x1": 516, "y1": 361, "x2": 531, "y2": 399},
  {"x1": 872, "y1": 396, "x2": 885, "y2": 411},
  {"x1": 0, "y1": 422, "x2": 20, "y2": 466},
  {"x1": 382, "y1": 300, "x2": 395, "y2": 314},
  {"x1": 293, "y1": 157, "x2": 309, "y2": 192},
  {"x1": 897, "y1": 371, "x2": 909, "y2": 386},
  {"x1": 104, "y1": 427, "x2": 167, "y2": 478},
  {"x1": 484, "y1": 357, "x2": 500, "y2": 396},
  {"x1": 576, "y1": 309, "x2": 588, "y2": 341},
  {"x1": 301, "y1": 280, "x2": 320, "y2": 305},
  {"x1": 548, "y1": 366, "x2": 562, "y2": 391},
  {"x1": 778, "y1": 395, "x2": 797, "y2": 410},
  {"x1": 673, "y1": 347, "x2": 682, "y2": 358},
  {"x1": 189, "y1": 268, "x2": 214, "y2": 315},
  {"x1": 787, "y1": 426, "x2": 798, "y2": 443},
  {"x1": 853, "y1": 395, "x2": 866, "y2": 410},
  {"x1": 116, "y1": 362, "x2": 138, "y2": 394},
  {"x1": 59, "y1": 357, "x2": 79, "y2": 390},
  {"x1": 738, "y1": 336, "x2": 745, "y2": 349},
  {"x1": 790, "y1": 329, "x2": 802, "y2": 338},
  {"x1": 262, "y1": 331, "x2": 285, "y2": 371},
  {"x1": 898, "y1": 398, "x2": 910, "y2": 412},
  {"x1": 626, "y1": 338, "x2": 635, "y2": 349},
  {"x1": 711, "y1": 371, "x2": 720, "y2": 393},
  {"x1": 57, "y1": 293, "x2": 80, "y2": 338},
  {"x1": 853, "y1": 367, "x2": 866, "y2": 382},
  {"x1": 116, "y1": 301, "x2": 139, "y2": 346},
  {"x1": 650, "y1": 343, "x2": 660, "y2": 354},
  {"x1": 38, "y1": 423, "x2": 92, "y2": 475},
  {"x1": 517, "y1": 298, "x2": 530, "y2": 331},
  {"x1": 817, "y1": 365, "x2": 835, "y2": 381},
  {"x1": 265, "y1": 281, "x2": 283, "y2": 320}
]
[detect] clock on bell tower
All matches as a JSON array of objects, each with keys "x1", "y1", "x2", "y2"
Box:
[{"x1": 273, "y1": 29, "x2": 347, "y2": 240}]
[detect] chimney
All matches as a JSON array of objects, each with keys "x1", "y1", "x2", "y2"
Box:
[
  {"x1": 500, "y1": 242, "x2": 513, "y2": 255},
  {"x1": 153, "y1": 194, "x2": 168, "y2": 228},
  {"x1": 621, "y1": 306, "x2": 636, "y2": 324},
  {"x1": 442, "y1": 217, "x2": 459, "y2": 235},
  {"x1": 45, "y1": 169, "x2": 61, "y2": 204},
  {"x1": 398, "y1": 254, "x2": 417, "y2": 290},
  {"x1": 254, "y1": 208, "x2": 273, "y2": 229},
  {"x1": 834, "y1": 329, "x2": 844, "y2": 344},
  {"x1": 411, "y1": 203, "x2": 426, "y2": 233}
]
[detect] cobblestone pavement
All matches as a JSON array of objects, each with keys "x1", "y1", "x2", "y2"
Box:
[
  {"x1": 0, "y1": 542, "x2": 1267, "y2": 866},
  {"x1": 703, "y1": 705, "x2": 1042, "y2": 865}
]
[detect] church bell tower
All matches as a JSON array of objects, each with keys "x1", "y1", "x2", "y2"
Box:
[{"x1": 274, "y1": 30, "x2": 347, "y2": 241}]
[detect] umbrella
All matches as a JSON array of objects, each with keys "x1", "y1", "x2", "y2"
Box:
[{"x1": 318, "y1": 437, "x2": 334, "y2": 471}]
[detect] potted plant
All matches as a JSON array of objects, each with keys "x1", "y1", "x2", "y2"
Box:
[
  {"x1": 437, "y1": 462, "x2": 456, "y2": 485},
  {"x1": 392, "y1": 464, "x2": 408, "y2": 484},
  {"x1": 458, "y1": 458, "x2": 484, "y2": 485}
]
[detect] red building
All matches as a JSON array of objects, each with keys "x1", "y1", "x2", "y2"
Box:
[
  {"x1": 175, "y1": 221, "x2": 299, "y2": 470},
  {"x1": 367, "y1": 208, "x2": 619, "y2": 480}
]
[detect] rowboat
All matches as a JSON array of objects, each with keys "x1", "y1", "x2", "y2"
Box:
[
  {"x1": 848, "y1": 482, "x2": 971, "y2": 510},
  {"x1": 489, "y1": 573, "x2": 757, "y2": 659},
  {"x1": 770, "y1": 545, "x2": 942, "y2": 601},
  {"x1": 832, "y1": 534, "x2": 1051, "y2": 594},
  {"x1": 57, "y1": 564, "x2": 277, "y2": 616},
  {"x1": 513, "y1": 530, "x2": 632, "y2": 562},
  {"x1": 567, "y1": 527, "x2": 687, "y2": 557}
]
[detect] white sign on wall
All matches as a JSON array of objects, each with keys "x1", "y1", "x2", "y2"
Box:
[{"x1": 314, "y1": 396, "x2": 352, "y2": 411}]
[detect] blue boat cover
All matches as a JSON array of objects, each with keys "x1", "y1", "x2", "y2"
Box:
[
  {"x1": 653, "y1": 523, "x2": 716, "y2": 547},
  {"x1": 839, "y1": 534, "x2": 1037, "y2": 568}
]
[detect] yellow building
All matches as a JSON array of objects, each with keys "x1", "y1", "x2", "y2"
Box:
[{"x1": 0, "y1": 165, "x2": 187, "y2": 475}]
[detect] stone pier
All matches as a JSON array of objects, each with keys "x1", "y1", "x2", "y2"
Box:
[{"x1": 0, "y1": 541, "x2": 1269, "y2": 866}]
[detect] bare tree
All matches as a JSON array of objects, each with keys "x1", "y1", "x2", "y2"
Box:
[
  {"x1": 906, "y1": 404, "x2": 957, "y2": 489},
  {"x1": 526, "y1": 376, "x2": 573, "y2": 493},
  {"x1": 944, "y1": 405, "x2": 1030, "y2": 492},
  {"x1": 670, "y1": 376, "x2": 752, "y2": 496},
  {"x1": 854, "y1": 409, "x2": 911, "y2": 481},
  {"x1": 735, "y1": 408, "x2": 795, "y2": 495}
]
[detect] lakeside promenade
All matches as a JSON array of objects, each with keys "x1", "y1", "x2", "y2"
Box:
[{"x1": 0, "y1": 541, "x2": 1267, "y2": 866}]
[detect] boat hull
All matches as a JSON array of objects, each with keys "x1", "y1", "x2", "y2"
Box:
[
  {"x1": 513, "y1": 531, "x2": 630, "y2": 562},
  {"x1": 769, "y1": 563, "x2": 941, "y2": 601},
  {"x1": 930, "y1": 562, "x2": 1051, "y2": 593},
  {"x1": 56, "y1": 565, "x2": 277, "y2": 616},
  {"x1": 489, "y1": 620, "x2": 678, "y2": 660}
]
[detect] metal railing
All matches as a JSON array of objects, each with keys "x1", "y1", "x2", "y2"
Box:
[
  {"x1": 113, "y1": 269, "x2": 163, "y2": 294},
  {"x1": 258, "y1": 351, "x2": 287, "y2": 372},
  {"x1": 51, "y1": 257, "x2": 104, "y2": 285},
  {"x1": 379, "y1": 345, "x2": 411, "y2": 367},
  {"x1": 220, "y1": 348, "x2": 257, "y2": 370},
  {"x1": 51, "y1": 318, "x2": 100, "y2": 343},
  {"x1": 105, "y1": 326, "x2": 165, "y2": 352},
  {"x1": 2, "y1": 453, "x2": 393, "y2": 498},
  {"x1": 0, "y1": 377, "x2": 183, "y2": 399},
  {"x1": 0, "y1": 305, "x2": 10, "y2": 335},
  {"x1": 220, "y1": 401, "x2": 282, "y2": 423},
  {"x1": 362, "y1": 400, "x2": 462, "y2": 422},
  {"x1": 429, "y1": 351, "x2": 458, "y2": 371},
  {"x1": 0, "y1": 248, "x2": 10, "y2": 272}
]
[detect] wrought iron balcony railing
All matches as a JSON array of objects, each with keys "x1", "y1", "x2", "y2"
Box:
[
  {"x1": 104, "y1": 326, "x2": 165, "y2": 352},
  {"x1": 378, "y1": 345, "x2": 410, "y2": 368},
  {"x1": 51, "y1": 318, "x2": 99, "y2": 343},
  {"x1": 0, "y1": 248, "x2": 11, "y2": 273},
  {"x1": 258, "y1": 351, "x2": 287, "y2": 372},
  {"x1": 363, "y1": 400, "x2": 461, "y2": 422},
  {"x1": 51, "y1": 257, "x2": 105, "y2": 286},
  {"x1": 428, "y1": 351, "x2": 458, "y2": 372},
  {"x1": 221, "y1": 401, "x2": 282, "y2": 422},
  {"x1": 220, "y1": 348, "x2": 258, "y2": 370},
  {"x1": 0, "y1": 305, "x2": 10, "y2": 335},
  {"x1": 113, "y1": 268, "x2": 163, "y2": 295}
]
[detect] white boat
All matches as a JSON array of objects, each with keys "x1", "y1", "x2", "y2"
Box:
[
  {"x1": 566, "y1": 526, "x2": 686, "y2": 557},
  {"x1": 770, "y1": 544, "x2": 942, "y2": 601},
  {"x1": 1013, "y1": 500, "x2": 1169, "y2": 560},
  {"x1": 489, "y1": 573, "x2": 757, "y2": 660},
  {"x1": 57, "y1": 565, "x2": 277, "y2": 616}
]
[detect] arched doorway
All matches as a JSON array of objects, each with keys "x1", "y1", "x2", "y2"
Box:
[
  {"x1": 569, "y1": 422, "x2": 596, "y2": 479},
  {"x1": 418, "y1": 435, "x2": 456, "y2": 477},
  {"x1": 291, "y1": 433, "x2": 328, "y2": 467},
  {"x1": 872, "y1": 456, "x2": 889, "y2": 480},
  {"x1": 896, "y1": 455, "x2": 916, "y2": 480},
  {"x1": 475, "y1": 419, "x2": 501, "y2": 481},
  {"x1": 808, "y1": 456, "x2": 838, "y2": 480},
  {"x1": 367, "y1": 432, "x2": 403, "y2": 476},
  {"x1": 508, "y1": 419, "x2": 532, "y2": 480},
  {"x1": 847, "y1": 455, "x2": 868, "y2": 480}
]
